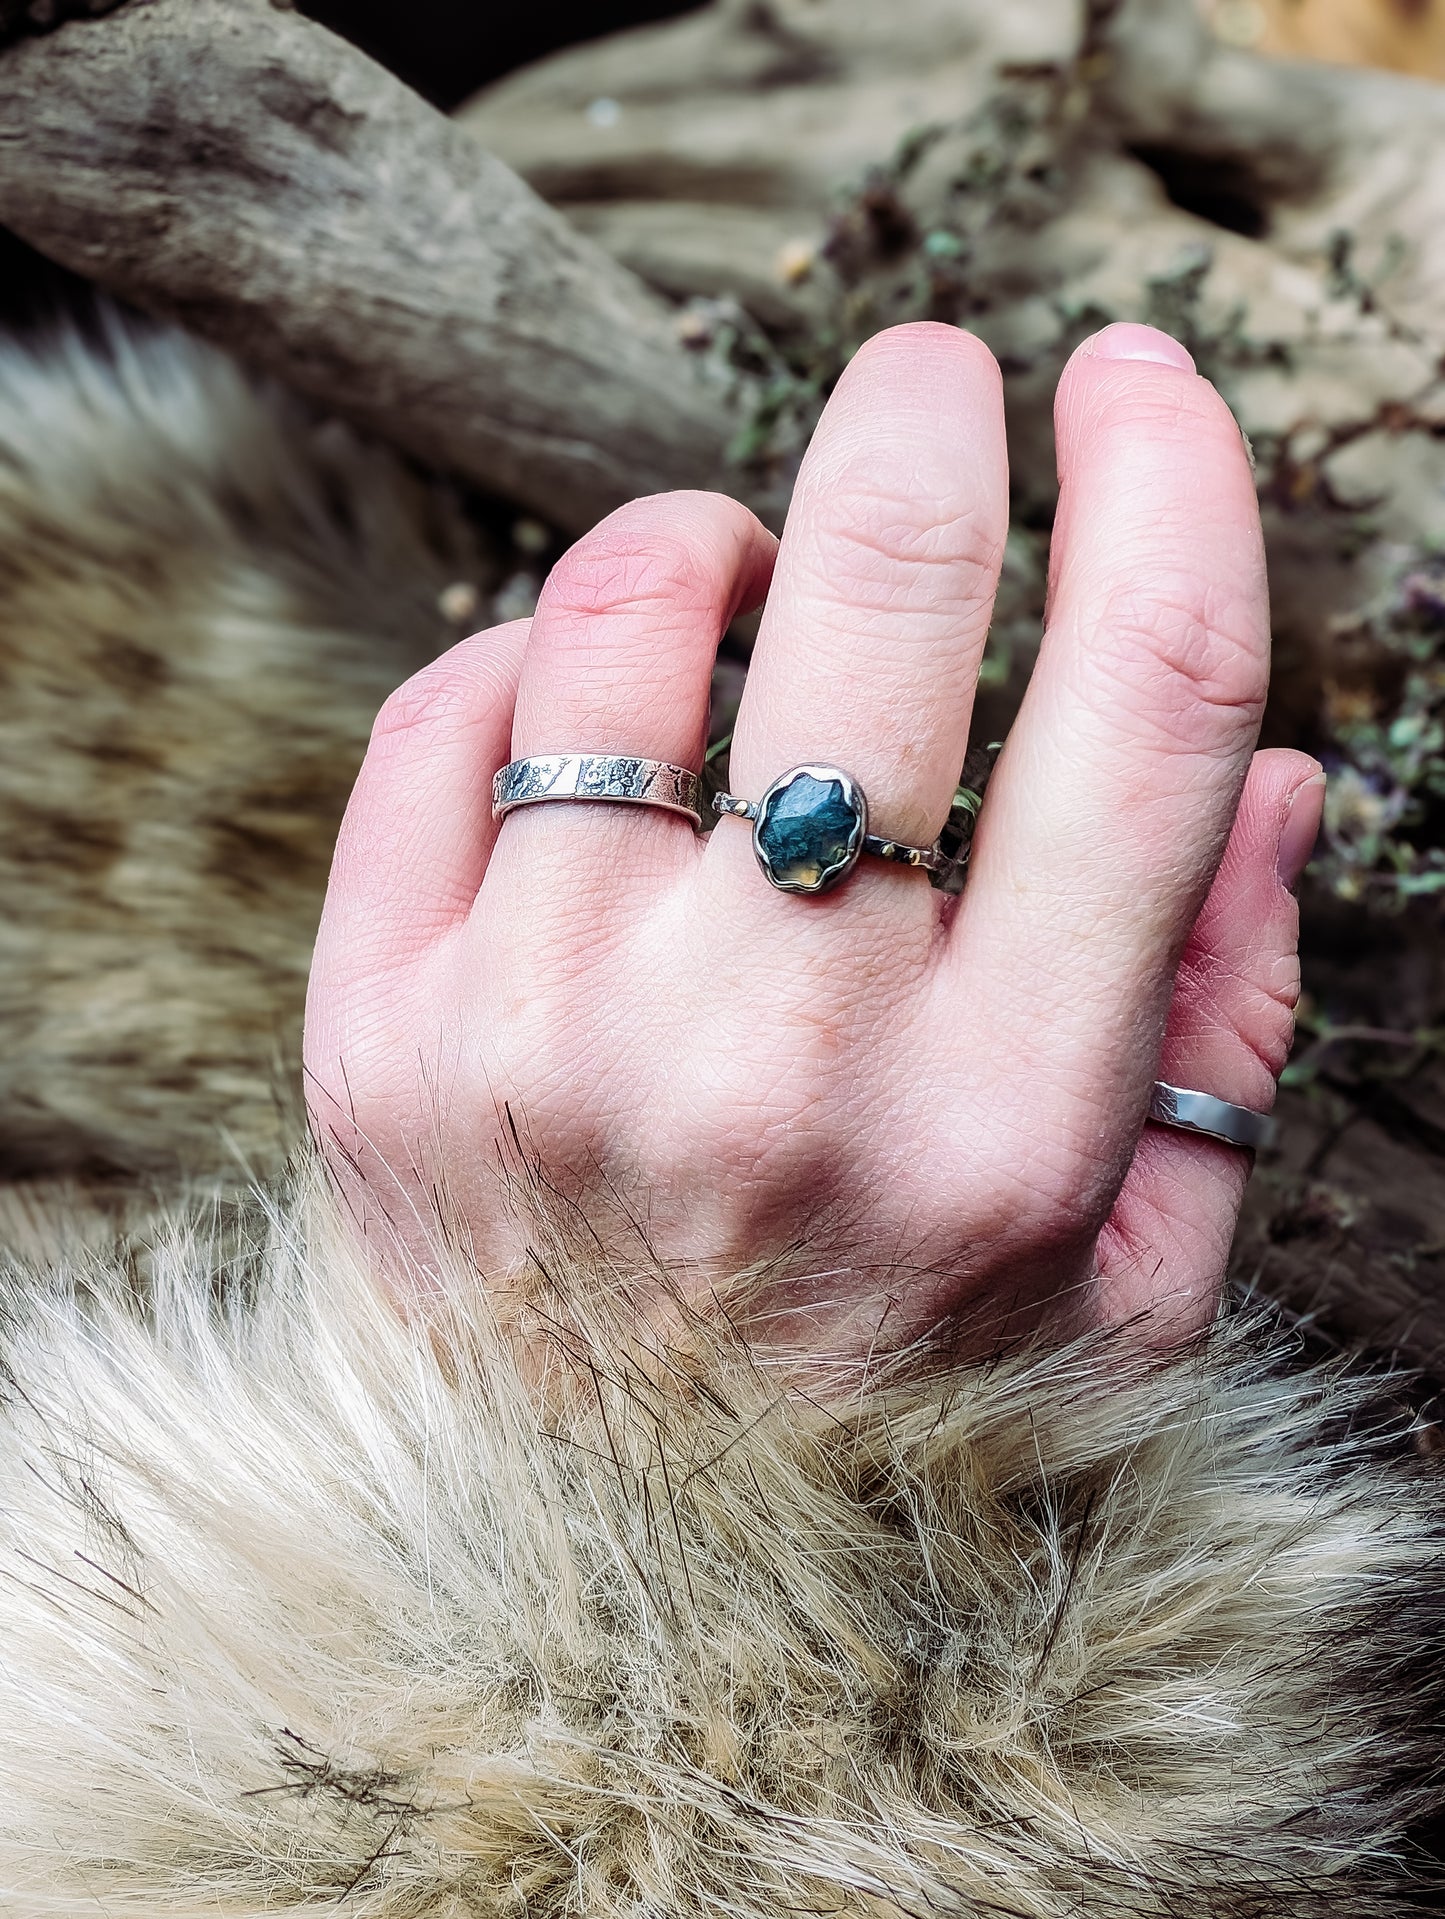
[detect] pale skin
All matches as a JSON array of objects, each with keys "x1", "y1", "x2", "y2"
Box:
[{"x1": 304, "y1": 321, "x2": 1324, "y2": 1357}]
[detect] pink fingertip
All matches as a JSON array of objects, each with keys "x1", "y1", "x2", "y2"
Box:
[
  {"x1": 1275, "y1": 770, "x2": 1327, "y2": 891},
  {"x1": 1082, "y1": 322, "x2": 1196, "y2": 372}
]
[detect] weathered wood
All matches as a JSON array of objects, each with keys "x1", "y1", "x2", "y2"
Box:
[
  {"x1": 0, "y1": 0, "x2": 763, "y2": 533},
  {"x1": 1094, "y1": 0, "x2": 1445, "y2": 334}
]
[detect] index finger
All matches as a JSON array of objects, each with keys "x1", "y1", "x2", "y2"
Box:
[{"x1": 949, "y1": 324, "x2": 1269, "y2": 1151}]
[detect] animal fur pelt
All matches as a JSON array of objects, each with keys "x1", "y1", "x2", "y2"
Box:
[
  {"x1": 0, "y1": 310, "x2": 497, "y2": 1191},
  {"x1": 2, "y1": 1165, "x2": 1443, "y2": 1915}
]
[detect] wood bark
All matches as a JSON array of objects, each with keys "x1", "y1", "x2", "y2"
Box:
[
  {"x1": 0, "y1": 0, "x2": 764, "y2": 533},
  {"x1": 1095, "y1": 0, "x2": 1445, "y2": 332}
]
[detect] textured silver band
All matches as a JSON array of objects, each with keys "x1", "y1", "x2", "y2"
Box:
[
  {"x1": 1148, "y1": 1081, "x2": 1277, "y2": 1152},
  {"x1": 493, "y1": 754, "x2": 703, "y2": 826}
]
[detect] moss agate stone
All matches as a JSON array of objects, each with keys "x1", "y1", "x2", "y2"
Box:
[{"x1": 753, "y1": 767, "x2": 865, "y2": 893}]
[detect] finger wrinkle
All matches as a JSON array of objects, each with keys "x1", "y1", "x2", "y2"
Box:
[
  {"x1": 526, "y1": 626, "x2": 701, "y2": 691},
  {"x1": 782, "y1": 588, "x2": 990, "y2": 658},
  {"x1": 1059, "y1": 589, "x2": 1267, "y2": 756},
  {"x1": 1067, "y1": 502, "x2": 1256, "y2": 582},
  {"x1": 1175, "y1": 958, "x2": 1300, "y2": 1052},
  {"x1": 370, "y1": 653, "x2": 519, "y2": 747},
  {"x1": 794, "y1": 479, "x2": 1005, "y2": 575},
  {"x1": 542, "y1": 532, "x2": 729, "y2": 625}
]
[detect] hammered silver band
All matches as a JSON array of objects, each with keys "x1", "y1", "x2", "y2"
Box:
[
  {"x1": 1148, "y1": 1081, "x2": 1277, "y2": 1152},
  {"x1": 492, "y1": 754, "x2": 703, "y2": 826}
]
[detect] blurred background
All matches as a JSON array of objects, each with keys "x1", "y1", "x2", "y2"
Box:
[{"x1": 308, "y1": 0, "x2": 1445, "y2": 102}]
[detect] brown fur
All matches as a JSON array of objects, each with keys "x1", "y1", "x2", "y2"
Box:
[{"x1": 0, "y1": 311, "x2": 495, "y2": 1187}]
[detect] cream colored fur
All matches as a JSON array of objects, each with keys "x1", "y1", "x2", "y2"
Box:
[
  {"x1": 0, "y1": 311, "x2": 494, "y2": 1188},
  {"x1": 1, "y1": 1166, "x2": 1441, "y2": 1915}
]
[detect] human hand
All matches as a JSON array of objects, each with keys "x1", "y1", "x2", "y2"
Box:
[{"x1": 304, "y1": 321, "x2": 1322, "y2": 1355}]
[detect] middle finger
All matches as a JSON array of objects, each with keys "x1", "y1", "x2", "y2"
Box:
[{"x1": 708, "y1": 323, "x2": 1008, "y2": 927}]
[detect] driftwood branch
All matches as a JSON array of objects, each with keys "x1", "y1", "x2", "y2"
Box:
[
  {"x1": 0, "y1": 0, "x2": 762, "y2": 532},
  {"x1": 1093, "y1": 0, "x2": 1445, "y2": 331}
]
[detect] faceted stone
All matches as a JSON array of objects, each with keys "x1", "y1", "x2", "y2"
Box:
[{"x1": 754, "y1": 768, "x2": 864, "y2": 892}]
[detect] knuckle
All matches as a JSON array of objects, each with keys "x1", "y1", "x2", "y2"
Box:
[
  {"x1": 510, "y1": 495, "x2": 761, "y2": 742},
  {"x1": 941, "y1": 1098, "x2": 1118, "y2": 1267},
  {"x1": 1175, "y1": 947, "x2": 1302, "y2": 1082},
  {"x1": 543, "y1": 496, "x2": 753, "y2": 629},
  {"x1": 1082, "y1": 577, "x2": 1267, "y2": 756},
  {"x1": 988, "y1": 1096, "x2": 1132, "y2": 1254},
  {"x1": 1019, "y1": 1151, "x2": 1117, "y2": 1248},
  {"x1": 806, "y1": 484, "x2": 1004, "y2": 602},
  {"x1": 528, "y1": 529, "x2": 719, "y2": 711},
  {"x1": 371, "y1": 654, "x2": 503, "y2": 747},
  {"x1": 547, "y1": 532, "x2": 699, "y2": 621},
  {"x1": 1235, "y1": 995, "x2": 1297, "y2": 1080},
  {"x1": 1082, "y1": 379, "x2": 1244, "y2": 471}
]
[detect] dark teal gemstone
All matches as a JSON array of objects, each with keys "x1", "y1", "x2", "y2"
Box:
[{"x1": 754, "y1": 769, "x2": 865, "y2": 893}]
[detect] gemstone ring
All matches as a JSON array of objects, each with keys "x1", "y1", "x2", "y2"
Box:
[{"x1": 712, "y1": 764, "x2": 964, "y2": 895}]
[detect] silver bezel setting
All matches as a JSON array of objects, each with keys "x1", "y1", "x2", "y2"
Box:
[{"x1": 751, "y1": 763, "x2": 868, "y2": 895}]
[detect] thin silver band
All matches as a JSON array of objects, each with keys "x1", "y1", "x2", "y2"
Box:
[
  {"x1": 493, "y1": 754, "x2": 702, "y2": 826},
  {"x1": 713, "y1": 793, "x2": 959, "y2": 881},
  {"x1": 1149, "y1": 1081, "x2": 1277, "y2": 1152},
  {"x1": 713, "y1": 764, "x2": 968, "y2": 896}
]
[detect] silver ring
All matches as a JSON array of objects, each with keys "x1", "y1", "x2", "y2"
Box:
[
  {"x1": 713, "y1": 763, "x2": 965, "y2": 895},
  {"x1": 1148, "y1": 1081, "x2": 1277, "y2": 1152},
  {"x1": 493, "y1": 754, "x2": 702, "y2": 826}
]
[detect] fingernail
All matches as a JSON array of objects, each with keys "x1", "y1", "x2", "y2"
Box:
[
  {"x1": 1276, "y1": 772, "x2": 1327, "y2": 890},
  {"x1": 1084, "y1": 322, "x2": 1196, "y2": 372}
]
